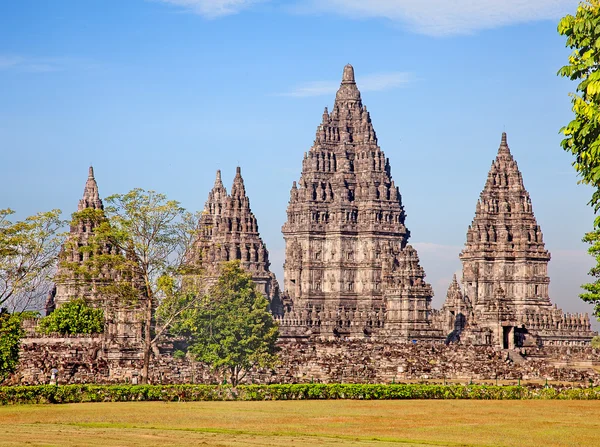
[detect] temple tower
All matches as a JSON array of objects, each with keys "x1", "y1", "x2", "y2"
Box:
[
  {"x1": 188, "y1": 167, "x2": 284, "y2": 314},
  {"x1": 459, "y1": 133, "x2": 595, "y2": 346},
  {"x1": 460, "y1": 133, "x2": 551, "y2": 315},
  {"x1": 281, "y1": 64, "x2": 436, "y2": 339},
  {"x1": 53, "y1": 166, "x2": 118, "y2": 309},
  {"x1": 51, "y1": 167, "x2": 146, "y2": 346}
]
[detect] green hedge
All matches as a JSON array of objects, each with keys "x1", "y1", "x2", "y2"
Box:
[{"x1": 2, "y1": 384, "x2": 600, "y2": 404}]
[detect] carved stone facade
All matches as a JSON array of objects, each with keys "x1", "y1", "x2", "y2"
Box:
[
  {"x1": 53, "y1": 167, "x2": 118, "y2": 309},
  {"x1": 281, "y1": 64, "x2": 437, "y2": 340},
  {"x1": 443, "y1": 133, "x2": 595, "y2": 347},
  {"x1": 51, "y1": 167, "x2": 145, "y2": 350},
  {"x1": 187, "y1": 168, "x2": 285, "y2": 314},
  {"x1": 431, "y1": 275, "x2": 473, "y2": 343}
]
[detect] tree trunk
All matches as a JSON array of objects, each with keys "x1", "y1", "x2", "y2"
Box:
[{"x1": 141, "y1": 293, "x2": 153, "y2": 384}]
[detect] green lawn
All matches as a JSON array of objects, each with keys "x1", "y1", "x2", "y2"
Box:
[{"x1": 0, "y1": 400, "x2": 598, "y2": 446}]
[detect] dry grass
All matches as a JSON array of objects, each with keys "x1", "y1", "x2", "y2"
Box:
[{"x1": 0, "y1": 400, "x2": 599, "y2": 446}]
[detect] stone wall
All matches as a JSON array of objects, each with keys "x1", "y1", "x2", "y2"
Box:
[
  {"x1": 11, "y1": 337, "x2": 600, "y2": 385},
  {"x1": 11, "y1": 336, "x2": 108, "y2": 385}
]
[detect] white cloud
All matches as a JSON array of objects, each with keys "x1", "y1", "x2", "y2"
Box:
[
  {"x1": 280, "y1": 71, "x2": 412, "y2": 97},
  {"x1": 0, "y1": 56, "x2": 22, "y2": 70},
  {"x1": 297, "y1": 0, "x2": 578, "y2": 36},
  {"x1": 152, "y1": 0, "x2": 578, "y2": 35},
  {"x1": 0, "y1": 55, "x2": 63, "y2": 73},
  {"x1": 154, "y1": 0, "x2": 265, "y2": 18}
]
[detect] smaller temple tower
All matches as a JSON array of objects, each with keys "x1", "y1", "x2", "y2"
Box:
[
  {"x1": 52, "y1": 167, "x2": 146, "y2": 347},
  {"x1": 457, "y1": 133, "x2": 595, "y2": 347},
  {"x1": 187, "y1": 167, "x2": 285, "y2": 314},
  {"x1": 53, "y1": 166, "x2": 118, "y2": 308}
]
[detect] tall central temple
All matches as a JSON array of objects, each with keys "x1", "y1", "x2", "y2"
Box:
[{"x1": 281, "y1": 64, "x2": 437, "y2": 340}]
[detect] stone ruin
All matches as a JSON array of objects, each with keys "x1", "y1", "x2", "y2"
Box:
[
  {"x1": 12, "y1": 64, "x2": 599, "y2": 385},
  {"x1": 433, "y1": 132, "x2": 595, "y2": 348},
  {"x1": 185, "y1": 167, "x2": 286, "y2": 315},
  {"x1": 280, "y1": 64, "x2": 436, "y2": 341},
  {"x1": 276, "y1": 65, "x2": 595, "y2": 348},
  {"x1": 47, "y1": 167, "x2": 148, "y2": 361}
]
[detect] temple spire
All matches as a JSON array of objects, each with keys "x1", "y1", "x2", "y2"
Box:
[
  {"x1": 498, "y1": 132, "x2": 510, "y2": 155},
  {"x1": 214, "y1": 169, "x2": 223, "y2": 187},
  {"x1": 78, "y1": 165, "x2": 103, "y2": 211},
  {"x1": 335, "y1": 63, "x2": 361, "y2": 103},
  {"x1": 342, "y1": 64, "x2": 355, "y2": 84},
  {"x1": 204, "y1": 170, "x2": 227, "y2": 216},
  {"x1": 231, "y1": 166, "x2": 247, "y2": 199}
]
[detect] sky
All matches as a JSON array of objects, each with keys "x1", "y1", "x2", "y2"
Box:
[{"x1": 1, "y1": 0, "x2": 598, "y2": 326}]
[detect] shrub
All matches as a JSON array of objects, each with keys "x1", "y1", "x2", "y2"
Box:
[
  {"x1": 2, "y1": 384, "x2": 600, "y2": 405},
  {"x1": 38, "y1": 299, "x2": 104, "y2": 335},
  {"x1": 173, "y1": 350, "x2": 186, "y2": 360},
  {"x1": 0, "y1": 311, "x2": 26, "y2": 382}
]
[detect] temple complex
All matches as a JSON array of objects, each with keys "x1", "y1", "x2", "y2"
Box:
[
  {"x1": 187, "y1": 167, "x2": 285, "y2": 314},
  {"x1": 19, "y1": 64, "x2": 599, "y2": 387},
  {"x1": 439, "y1": 133, "x2": 595, "y2": 347},
  {"x1": 280, "y1": 64, "x2": 438, "y2": 340}
]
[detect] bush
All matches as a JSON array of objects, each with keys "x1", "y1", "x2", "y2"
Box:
[
  {"x1": 2, "y1": 383, "x2": 600, "y2": 405},
  {"x1": 173, "y1": 350, "x2": 186, "y2": 360},
  {"x1": 0, "y1": 311, "x2": 26, "y2": 382},
  {"x1": 38, "y1": 299, "x2": 104, "y2": 335}
]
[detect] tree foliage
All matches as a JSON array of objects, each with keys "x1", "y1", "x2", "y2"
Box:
[
  {"x1": 74, "y1": 189, "x2": 200, "y2": 383},
  {"x1": 173, "y1": 261, "x2": 279, "y2": 386},
  {"x1": 0, "y1": 310, "x2": 29, "y2": 382},
  {"x1": 38, "y1": 299, "x2": 104, "y2": 335},
  {"x1": 0, "y1": 209, "x2": 63, "y2": 312},
  {"x1": 558, "y1": 0, "x2": 600, "y2": 317}
]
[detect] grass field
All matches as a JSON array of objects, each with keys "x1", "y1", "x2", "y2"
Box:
[{"x1": 0, "y1": 400, "x2": 599, "y2": 446}]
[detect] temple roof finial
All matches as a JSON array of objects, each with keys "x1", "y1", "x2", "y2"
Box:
[
  {"x1": 79, "y1": 166, "x2": 103, "y2": 211},
  {"x1": 231, "y1": 166, "x2": 246, "y2": 200},
  {"x1": 342, "y1": 64, "x2": 355, "y2": 84},
  {"x1": 214, "y1": 169, "x2": 223, "y2": 186},
  {"x1": 499, "y1": 132, "x2": 510, "y2": 154}
]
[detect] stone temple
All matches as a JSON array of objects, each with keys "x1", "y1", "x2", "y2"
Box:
[
  {"x1": 30, "y1": 65, "x2": 597, "y2": 388},
  {"x1": 435, "y1": 133, "x2": 595, "y2": 347},
  {"x1": 14, "y1": 63, "x2": 600, "y2": 387},
  {"x1": 187, "y1": 167, "x2": 286, "y2": 315},
  {"x1": 280, "y1": 64, "x2": 437, "y2": 340},
  {"x1": 50, "y1": 167, "x2": 147, "y2": 348},
  {"x1": 51, "y1": 166, "x2": 109, "y2": 310}
]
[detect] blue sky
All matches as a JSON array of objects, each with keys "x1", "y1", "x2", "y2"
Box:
[{"x1": 0, "y1": 0, "x2": 597, "y2": 324}]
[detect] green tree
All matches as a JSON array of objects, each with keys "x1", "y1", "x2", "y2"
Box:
[
  {"x1": 86, "y1": 189, "x2": 200, "y2": 384},
  {"x1": 173, "y1": 261, "x2": 279, "y2": 386},
  {"x1": 558, "y1": 0, "x2": 600, "y2": 317},
  {"x1": 38, "y1": 299, "x2": 104, "y2": 335},
  {"x1": 0, "y1": 209, "x2": 63, "y2": 312},
  {"x1": 0, "y1": 310, "x2": 29, "y2": 383}
]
